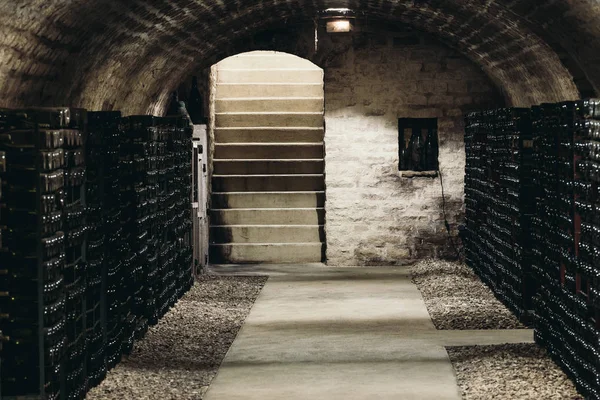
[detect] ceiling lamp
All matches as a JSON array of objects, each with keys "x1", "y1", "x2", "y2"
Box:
[{"x1": 320, "y1": 8, "x2": 355, "y2": 33}]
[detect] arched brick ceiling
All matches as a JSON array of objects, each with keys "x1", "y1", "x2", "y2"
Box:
[{"x1": 0, "y1": 0, "x2": 597, "y2": 114}]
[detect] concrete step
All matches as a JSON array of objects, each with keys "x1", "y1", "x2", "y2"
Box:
[
  {"x1": 215, "y1": 127, "x2": 324, "y2": 143},
  {"x1": 210, "y1": 225, "x2": 325, "y2": 244},
  {"x1": 212, "y1": 174, "x2": 325, "y2": 192},
  {"x1": 218, "y1": 53, "x2": 321, "y2": 69},
  {"x1": 216, "y1": 97, "x2": 324, "y2": 113},
  {"x1": 210, "y1": 208, "x2": 325, "y2": 225},
  {"x1": 217, "y1": 69, "x2": 324, "y2": 84},
  {"x1": 217, "y1": 83, "x2": 323, "y2": 99},
  {"x1": 215, "y1": 112, "x2": 323, "y2": 128},
  {"x1": 209, "y1": 243, "x2": 324, "y2": 264},
  {"x1": 214, "y1": 143, "x2": 324, "y2": 159},
  {"x1": 213, "y1": 159, "x2": 324, "y2": 175},
  {"x1": 211, "y1": 191, "x2": 325, "y2": 209}
]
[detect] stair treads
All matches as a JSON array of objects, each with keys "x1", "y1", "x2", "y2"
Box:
[
  {"x1": 211, "y1": 191, "x2": 325, "y2": 209},
  {"x1": 215, "y1": 97, "x2": 324, "y2": 113},
  {"x1": 210, "y1": 208, "x2": 325, "y2": 225},
  {"x1": 216, "y1": 83, "x2": 323, "y2": 98},
  {"x1": 215, "y1": 127, "x2": 324, "y2": 143},
  {"x1": 212, "y1": 174, "x2": 325, "y2": 192},
  {"x1": 210, "y1": 225, "x2": 325, "y2": 244},
  {"x1": 215, "y1": 112, "x2": 324, "y2": 128},
  {"x1": 211, "y1": 53, "x2": 326, "y2": 264},
  {"x1": 209, "y1": 242, "x2": 325, "y2": 264},
  {"x1": 214, "y1": 143, "x2": 324, "y2": 159},
  {"x1": 213, "y1": 159, "x2": 324, "y2": 175}
]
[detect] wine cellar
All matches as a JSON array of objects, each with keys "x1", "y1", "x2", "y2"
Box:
[{"x1": 7, "y1": 1, "x2": 600, "y2": 399}]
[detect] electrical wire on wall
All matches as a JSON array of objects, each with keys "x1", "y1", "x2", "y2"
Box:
[{"x1": 438, "y1": 168, "x2": 463, "y2": 260}]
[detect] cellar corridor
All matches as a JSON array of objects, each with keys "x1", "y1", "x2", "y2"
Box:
[
  {"x1": 4, "y1": 1, "x2": 600, "y2": 399},
  {"x1": 203, "y1": 264, "x2": 533, "y2": 400}
]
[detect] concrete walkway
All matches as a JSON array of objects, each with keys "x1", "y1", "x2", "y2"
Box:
[{"x1": 205, "y1": 264, "x2": 532, "y2": 400}]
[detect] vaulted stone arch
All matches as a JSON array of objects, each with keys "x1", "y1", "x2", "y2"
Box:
[{"x1": 1, "y1": 0, "x2": 599, "y2": 114}]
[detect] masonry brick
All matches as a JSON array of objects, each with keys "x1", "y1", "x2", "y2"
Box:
[
  {"x1": 0, "y1": 0, "x2": 590, "y2": 116},
  {"x1": 324, "y1": 31, "x2": 503, "y2": 266}
]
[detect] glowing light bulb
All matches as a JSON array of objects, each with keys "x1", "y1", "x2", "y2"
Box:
[{"x1": 326, "y1": 20, "x2": 352, "y2": 33}]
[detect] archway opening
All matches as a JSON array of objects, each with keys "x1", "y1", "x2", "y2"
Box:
[{"x1": 207, "y1": 51, "x2": 326, "y2": 264}]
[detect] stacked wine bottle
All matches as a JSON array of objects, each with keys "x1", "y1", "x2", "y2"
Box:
[
  {"x1": 0, "y1": 108, "x2": 195, "y2": 399},
  {"x1": 464, "y1": 108, "x2": 535, "y2": 320},
  {"x1": 465, "y1": 100, "x2": 600, "y2": 399},
  {"x1": 62, "y1": 110, "x2": 87, "y2": 400},
  {"x1": 119, "y1": 116, "x2": 156, "y2": 354},
  {"x1": 168, "y1": 118, "x2": 194, "y2": 299},
  {"x1": 531, "y1": 100, "x2": 600, "y2": 399},
  {"x1": 0, "y1": 108, "x2": 83, "y2": 400},
  {"x1": 464, "y1": 109, "x2": 491, "y2": 283},
  {"x1": 86, "y1": 111, "x2": 122, "y2": 385}
]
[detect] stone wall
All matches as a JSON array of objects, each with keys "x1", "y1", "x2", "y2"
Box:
[{"x1": 323, "y1": 31, "x2": 503, "y2": 265}]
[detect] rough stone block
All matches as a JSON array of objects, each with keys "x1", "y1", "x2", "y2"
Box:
[
  {"x1": 447, "y1": 81, "x2": 468, "y2": 93},
  {"x1": 427, "y1": 95, "x2": 455, "y2": 106},
  {"x1": 320, "y1": 31, "x2": 503, "y2": 265}
]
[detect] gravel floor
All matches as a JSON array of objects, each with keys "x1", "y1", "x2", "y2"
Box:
[
  {"x1": 411, "y1": 259, "x2": 524, "y2": 330},
  {"x1": 447, "y1": 344, "x2": 582, "y2": 400},
  {"x1": 87, "y1": 275, "x2": 267, "y2": 400}
]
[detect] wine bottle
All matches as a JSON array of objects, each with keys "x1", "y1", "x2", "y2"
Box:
[
  {"x1": 426, "y1": 128, "x2": 438, "y2": 170},
  {"x1": 411, "y1": 129, "x2": 422, "y2": 171},
  {"x1": 399, "y1": 139, "x2": 407, "y2": 170}
]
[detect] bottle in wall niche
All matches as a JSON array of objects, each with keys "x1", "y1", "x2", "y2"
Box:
[
  {"x1": 188, "y1": 76, "x2": 204, "y2": 125},
  {"x1": 424, "y1": 128, "x2": 438, "y2": 171},
  {"x1": 406, "y1": 129, "x2": 416, "y2": 170},
  {"x1": 399, "y1": 133, "x2": 408, "y2": 170},
  {"x1": 402, "y1": 129, "x2": 412, "y2": 170},
  {"x1": 411, "y1": 129, "x2": 422, "y2": 171}
]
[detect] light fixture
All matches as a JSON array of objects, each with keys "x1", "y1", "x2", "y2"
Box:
[
  {"x1": 326, "y1": 19, "x2": 353, "y2": 33},
  {"x1": 319, "y1": 8, "x2": 355, "y2": 33}
]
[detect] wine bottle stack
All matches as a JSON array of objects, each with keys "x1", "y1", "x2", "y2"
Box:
[
  {"x1": 146, "y1": 118, "x2": 169, "y2": 324},
  {"x1": 464, "y1": 109, "x2": 490, "y2": 281},
  {"x1": 160, "y1": 117, "x2": 193, "y2": 309},
  {"x1": 157, "y1": 118, "x2": 176, "y2": 320},
  {"x1": 86, "y1": 111, "x2": 121, "y2": 387},
  {"x1": 105, "y1": 113, "x2": 126, "y2": 371},
  {"x1": 172, "y1": 118, "x2": 194, "y2": 298},
  {"x1": 62, "y1": 110, "x2": 87, "y2": 400},
  {"x1": 119, "y1": 116, "x2": 161, "y2": 354},
  {"x1": 117, "y1": 116, "x2": 193, "y2": 336},
  {"x1": 466, "y1": 100, "x2": 600, "y2": 398},
  {"x1": 464, "y1": 108, "x2": 535, "y2": 321},
  {"x1": 0, "y1": 108, "x2": 195, "y2": 399},
  {"x1": 0, "y1": 108, "x2": 83, "y2": 400},
  {"x1": 531, "y1": 100, "x2": 600, "y2": 400}
]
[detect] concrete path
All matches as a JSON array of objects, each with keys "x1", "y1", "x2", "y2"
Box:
[{"x1": 204, "y1": 264, "x2": 532, "y2": 400}]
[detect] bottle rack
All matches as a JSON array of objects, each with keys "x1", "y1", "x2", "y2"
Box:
[
  {"x1": 532, "y1": 100, "x2": 600, "y2": 399},
  {"x1": 118, "y1": 115, "x2": 155, "y2": 353},
  {"x1": 85, "y1": 111, "x2": 121, "y2": 389},
  {"x1": 0, "y1": 107, "x2": 84, "y2": 400},
  {"x1": 466, "y1": 100, "x2": 600, "y2": 399},
  {"x1": 464, "y1": 108, "x2": 535, "y2": 321},
  {"x1": 0, "y1": 109, "x2": 195, "y2": 399}
]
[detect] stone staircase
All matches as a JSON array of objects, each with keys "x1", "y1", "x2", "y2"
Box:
[{"x1": 209, "y1": 51, "x2": 326, "y2": 264}]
